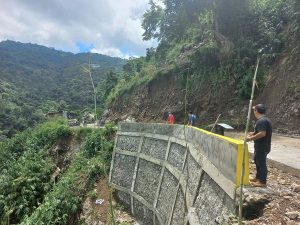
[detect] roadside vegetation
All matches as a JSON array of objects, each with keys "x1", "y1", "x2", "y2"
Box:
[{"x1": 0, "y1": 119, "x2": 116, "y2": 224}]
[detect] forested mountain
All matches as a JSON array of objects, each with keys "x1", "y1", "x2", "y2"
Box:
[
  {"x1": 1, "y1": 0, "x2": 299, "y2": 137},
  {"x1": 106, "y1": 0, "x2": 300, "y2": 135},
  {"x1": 0, "y1": 40, "x2": 123, "y2": 137}
]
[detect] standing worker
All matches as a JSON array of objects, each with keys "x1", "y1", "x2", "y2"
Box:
[
  {"x1": 247, "y1": 104, "x2": 272, "y2": 187},
  {"x1": 167, "y1": 112, "x2": 175, "y2": 124},
  {"x1": 187, "y1": 112, "x2": 196, "y2": 126}
]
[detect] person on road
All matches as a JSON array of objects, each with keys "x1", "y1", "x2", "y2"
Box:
[
  {"x1": 247, "y1": 104, "x2": 272, "y2": 187},
  {"x1": 187, "y1": 112, "x2": 196, "y2": 126},
  {"x1": 167, "y1": 112, "x2": 175, "y2": 124}
]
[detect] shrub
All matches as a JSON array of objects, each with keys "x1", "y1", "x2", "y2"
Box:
[
  {"x1": 19, "y1": 125, "x2": 116, "y2": 225},
  {"x1": 0, "y1": 119, "x2": 72, "y2": 224}
]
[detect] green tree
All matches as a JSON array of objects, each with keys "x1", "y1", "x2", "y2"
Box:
[
  {"x1": 104, "y1": 71, "x2": 118, "y2": 99},
  {"x1": 142, "y1": 0, "x2": 164, "y2": 40}
]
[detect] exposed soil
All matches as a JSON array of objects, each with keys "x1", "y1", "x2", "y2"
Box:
[
  {"x1": 256, "y1": 22, "x2": 300, "y2": 137},
  {"x1": 80, "y1": 177, "x2": 111, "y2": 224},
  {"x1": 107, "y1": 71, "x2": 249, "y2": 129},
  {"x1": 256, "y1": 53, "x2": 300, "y2": 137},
  {"x1": 95, "y1": 177, "x2": 111, "y2": 223},
  {"x1": 225, "y1": 132, "x2": 300, "y2": 223},
  {"x1": 107, "y1": 57, "x2": 300, "y2": 136},
  {"x1": 244, "y1": 162, "x2": 300, "y2": 225},
  {"x1": 80, "y1": 177, "x2": 135, "y2": 225},
  {"x1": 107, "y1": 27, "x2": 300, "y2": 136}
]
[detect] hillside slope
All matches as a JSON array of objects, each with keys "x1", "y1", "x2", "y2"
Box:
[
  {"x1": 0, "y1": 40, "x2": 123, "y2": 137},
  {"x1": 108, "y1": 43, "x2": 300, "y2": 135},
  {"x1": 106, "y1": 0, "x2": 300, "y2": 136},
  {"x1": 256, "y1": 26, "x2": 300, "y2": 135}
]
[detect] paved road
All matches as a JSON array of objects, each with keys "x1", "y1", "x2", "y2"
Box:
[{"x1": 225, "y1": 132, "x2": 300, "y2": 172}]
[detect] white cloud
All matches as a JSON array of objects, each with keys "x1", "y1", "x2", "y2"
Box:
[
  {"x1": 91, "y1": 47, "x2": 123, "y2": 58},
  {"x1": 0, "y1": 0, "x2": 157, "y2": 57}
]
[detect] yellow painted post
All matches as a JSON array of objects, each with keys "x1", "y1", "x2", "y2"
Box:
[{"x1": 236, "y1": 144, "x2": 250, "y2": 186}]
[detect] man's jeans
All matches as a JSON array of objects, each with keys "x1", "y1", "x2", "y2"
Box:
[{"x1": 254, "y1": 149, "x2": 268, "y2": 183}]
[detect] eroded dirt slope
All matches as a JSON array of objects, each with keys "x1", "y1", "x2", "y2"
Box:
[{"x1": 107, "y1": 37, "x2": 300, "y2": 135}]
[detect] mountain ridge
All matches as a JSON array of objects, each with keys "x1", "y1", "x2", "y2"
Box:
[{"x1": 0, "y1": 40, "x2": 123, "y2": 137}]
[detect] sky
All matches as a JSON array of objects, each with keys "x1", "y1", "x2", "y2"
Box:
[{"x1": 0, "y1": 0, "x2": 157, "y2": 58}]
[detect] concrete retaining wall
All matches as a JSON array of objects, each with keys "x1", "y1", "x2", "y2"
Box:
[{"x1": 109, "y1": 123, "x2": 249, "y2": 224}]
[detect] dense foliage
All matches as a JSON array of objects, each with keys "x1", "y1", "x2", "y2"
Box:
[
  {"x1": 108, "y1": 0, "x2": 298, "y2": 104},
  {"x1": 0, "y1": 120, "x2": 71, "y2": 223},
  {"x1": 0, "y1": 120, "x2": 116, "y2": 224},
  {"x1": 0, "y1": 41, "x2": 123, "y2": 137}
]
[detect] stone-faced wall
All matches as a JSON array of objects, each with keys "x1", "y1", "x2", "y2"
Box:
[{"x1": 109, "y1": 123, "x2": 249, "y2": 225}]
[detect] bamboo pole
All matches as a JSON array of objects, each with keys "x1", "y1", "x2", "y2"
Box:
[
  {"x1": 210, "y1": 114, "x2": 221, "y2": 132},
  {"x1": 238, "y1": 58, "x2": 260, "y2": 225},
  {"x1": 82, "y1": 54, "x2": 97, "y2": 128}
]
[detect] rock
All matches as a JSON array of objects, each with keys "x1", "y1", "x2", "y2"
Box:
[
  {"x1": 245, "y1": 196, "x2": 251, "y2": 202},
  {"x1": 279, "y1": 179, "x2": 287, "y2": 185},
  {"x1": 285, "y1": 211, "x2": 299, "y2": 220},
  {"x1": 292, "y1": 184, "x2": 300, "y2": 193},
  {"x1": 124, "y1": 116, "x2": 136, "y2": 123},
  {"x1": 93, "y1": 221, "x2": 104, "y2": 225},
  {"x1": 50, "y1": 167, "x2": 61, "y2": 182},
  {"x1": 280, "y1": 190, "x2": 293, "y2": 197},
  {"x1": 229, "y1": 109, "x2": 235, "y2": 116},
  {"x1": 283, "y1": 196, "x2": 293, "y2": 200},
  {"x1": 121, "y1": 114, "x2": 128, "y2": 120},
  {"x1": 0, "y1": 135, "x2": 7, "y2": 141}
]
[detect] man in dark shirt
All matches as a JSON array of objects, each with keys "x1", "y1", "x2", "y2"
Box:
[{"x1": 247, "y1": 104, "x2": 272, "y2": 187}]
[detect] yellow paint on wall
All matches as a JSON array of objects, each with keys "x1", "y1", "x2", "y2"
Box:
[
  {"x1": 191, "y1": 126, "x2": 250, "y2": 186},
  {"x1": 236, "y1": 144, "x2": 250, "y2": 185}
]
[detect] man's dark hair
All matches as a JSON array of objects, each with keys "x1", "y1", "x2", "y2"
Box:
[
  {"x1": 189, "y1": 111, "x2": 192, "y2": 114},
  {"x1": 255, "y1": 104, "x2": 266, "y2": 114}
]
